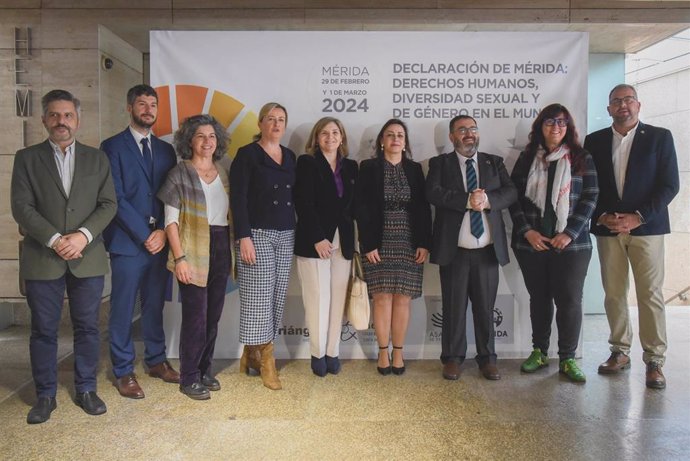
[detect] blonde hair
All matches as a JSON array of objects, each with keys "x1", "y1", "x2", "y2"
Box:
[
  {"x1": 304, "y1": 117, "x2": 349, "y2": 157},
  {"x1": 253, "y1": 102, "x2": 288, "y2": 141}
]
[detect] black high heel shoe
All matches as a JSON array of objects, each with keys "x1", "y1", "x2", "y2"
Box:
[
  {"x1": 392, "y1": 346, "x2": 405, "y2": 375},
  {"x1": 377, "y1": 346, "x2": 391, "y2": 376}
]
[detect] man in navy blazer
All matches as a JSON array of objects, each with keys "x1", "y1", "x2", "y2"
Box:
[
  {"x1": 426, "y1": 115, "x2": 516, "y2": 381},
  {"x1": 584, "y1": 84, "x2": 679, "y2": 389},
  {"x1": 101, "y1": 85, "x2": 179, "y2": 398}
]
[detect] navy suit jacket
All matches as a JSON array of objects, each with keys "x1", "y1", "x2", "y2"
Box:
[
  {"x1": 294, "y1": 152, "x2": 359, "y2": 260},
  {"x1": 100, "y1": 128, "x2": 177, "y2": 256},
  {"x1": 584, "y1": 122, "x2": 679, "y2": 236},
  {"x1": 426, "y1": 151, "x2": 516, "y2": 267}
]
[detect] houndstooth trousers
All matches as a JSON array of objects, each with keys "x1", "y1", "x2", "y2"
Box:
[{"x1": 237, "y1": 228, "x2": 295, "y2": 345}]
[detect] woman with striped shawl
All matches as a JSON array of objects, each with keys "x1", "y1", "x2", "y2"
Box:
[{"x1": 158, "y1": 114, "x2": 233, "y2": 400}]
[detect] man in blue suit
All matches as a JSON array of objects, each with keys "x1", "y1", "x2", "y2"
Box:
[
  {"x1": 101, "y1": 84, "x2": 179, "y2": 398},
  {"x1": 584, "y1": 84, "x2": 679, "y2": 389}
]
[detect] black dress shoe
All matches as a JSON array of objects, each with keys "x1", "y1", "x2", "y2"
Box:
[
  {"x1": 75, "y1": 391, "x2": 107, "y2": 415},
  {"x1": 377, "y1": 346, "x2": 391, "y2": 376},
  {"x1": 180, "y1": 382, "x2": 210, "y2": 400},
  {"x1": 201, "y1": 374, "x2": 221, "y2": 391},
  {"x1": 27, "y1": 397, "x2": 57, "y2": 424}
]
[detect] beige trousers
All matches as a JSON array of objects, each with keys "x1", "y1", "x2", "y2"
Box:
[
  {"x1": 295, "y1": 231, "x2": 351, "y2": 358},
  {"x1": 596, "y1": 234, "x2": 667, "y2": 364}
]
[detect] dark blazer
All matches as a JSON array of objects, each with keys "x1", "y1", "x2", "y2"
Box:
[
  {"x1": 584, "y1": 122, "x2": 679, "y2": 236},
  {"x1": 100, "y1": 128, "x2": 177, "y2": 256},
  {"x1": 426, "y1": 151, "x2": 516, "y2": 267},
  {"x1": 294, "y1": 152, "x2": 358, "y2": 260},
  {"x1": 11, "y1": 140, "x2": 117, "y2": 280},
  {"x1": 230, "y1": 142, "x2": 297, "y2": 239},
  {"x1": 355, "y1": 157, "x2": 432, "y2": 254}
]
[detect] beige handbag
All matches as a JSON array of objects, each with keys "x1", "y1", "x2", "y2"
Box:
[{"x1": 345, "y1": 252, "x2": 371, "y2": 330}]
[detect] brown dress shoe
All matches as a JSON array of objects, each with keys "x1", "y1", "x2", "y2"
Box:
[
  {"x1": 480, "y1": 363, "x2": 501, "y2": 380},
  {"x1": 597, "y1": 352, "x2": 631, "y2": 374},
  {"x1": 645, "y1": 362, "x2": 666, "y2": 389},
  {"x1": 442, "y1": 362, "x2": 461, "y2": 380},
  {"x1": 116, "y1": 374, "x2": 144, "y2": 399},
  {"x1": 148, "y1": 360, "x2": 180, "y2": 383}
]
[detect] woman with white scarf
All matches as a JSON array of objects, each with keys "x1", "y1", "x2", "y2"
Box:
[{"x1": 509, "y1": 104, "x2": 599, "y2": 383}]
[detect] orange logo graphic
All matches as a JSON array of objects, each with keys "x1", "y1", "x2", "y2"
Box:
[{"x1": 153, "y1": 84, "x2": 257, "y2": 160}]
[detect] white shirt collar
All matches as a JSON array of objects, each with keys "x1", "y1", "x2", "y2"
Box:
[
  {"x1": 129, "y1": 125, "x2": 151, "y2": 146},
  {"x1": 48, "y1": 138, "x2": 76, "y2": 156},
  {"x1": 455, "y1": 150, "x2": 478, "y2": 164},
  {"x1": 611, "y1": 122, "x2": 639, "y2": 139}
]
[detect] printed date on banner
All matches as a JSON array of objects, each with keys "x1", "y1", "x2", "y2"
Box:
[{"x1": 322, "y1": 98, "x2": 369, "y2": 113}]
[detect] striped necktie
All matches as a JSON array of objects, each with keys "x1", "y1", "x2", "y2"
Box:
[{"x1": 466, "y1": 158, "x2": 484, "y2": 238}]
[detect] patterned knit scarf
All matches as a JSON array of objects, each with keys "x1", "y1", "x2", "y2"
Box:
[{"x1": 524, "y1": 144, "x2": 571, "y2": 233}]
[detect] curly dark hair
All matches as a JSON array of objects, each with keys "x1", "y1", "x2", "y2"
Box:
[
  {"x1": 374, "y1": 118, "x2": 412, "y2": 159},
  {"x1": 524, "y1": 103, "x2": 586, "y2": 173},
  {"x1": 174, "y1": 114, "x2": 230, "y2": 161}
]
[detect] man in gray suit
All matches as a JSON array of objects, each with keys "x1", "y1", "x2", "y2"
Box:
[
  {"x1": 426, "y1": 115, "x2": 516, "y2": 381},
  {"x1": 11, "y1": 89, "x2": 117, "y2": 424}
]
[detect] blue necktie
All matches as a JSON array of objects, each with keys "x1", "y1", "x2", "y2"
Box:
[
  {"x1": 466, "y1": 158, "x2": 484, "y2": 239},
  {"x1": 141, "y1": 137, "x2": 153, "y2": 178}
]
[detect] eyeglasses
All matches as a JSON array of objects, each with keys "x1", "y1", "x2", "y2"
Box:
[
  {"x1": 543, "y1": 118, "x2": 568, "y2": 127},
  {"x1": 609, "y1": 96, "x2": 637, "y2": 107},
  {"x1": 454, "y1": 127, "x2": 478, "y2": 135}
]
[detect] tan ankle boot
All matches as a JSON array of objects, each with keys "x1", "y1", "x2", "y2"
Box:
[
  {"x1": 239, "y1": 345, "x2": 261, "y2": 375},
  {"x1": 258, "y1": 342, "x2": 282, "y2": 390}
]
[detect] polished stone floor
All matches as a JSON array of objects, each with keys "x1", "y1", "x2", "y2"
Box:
[{"x1": 0, "y1": 309, "x2": 688, "y2": 461}]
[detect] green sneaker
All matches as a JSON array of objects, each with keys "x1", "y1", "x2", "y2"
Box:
[
  {"x1": 559, "y1": 358, "x2": 586, "y2": 383},
  {"x1": 521, "y1": 349, "x2": 548, "y2": 373}
]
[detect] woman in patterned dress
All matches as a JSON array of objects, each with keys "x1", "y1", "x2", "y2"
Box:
[{"x1": 355, "y1": 119, "x2": 432, "y2": 375}]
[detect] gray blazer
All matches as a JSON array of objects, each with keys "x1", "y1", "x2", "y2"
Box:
[{"x1": 11, "y1": 140, "x2": 117, "y2": 280}]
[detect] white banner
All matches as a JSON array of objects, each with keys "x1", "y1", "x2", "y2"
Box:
[{"x1": 151, "y1": 31, "x2": 589, "y2": 359}]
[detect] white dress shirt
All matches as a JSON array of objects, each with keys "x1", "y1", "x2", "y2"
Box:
[
  {"x1": 128, "y1": 125, "x2": 152, "y2": 156},
  {"x1": 46, "y1": 139, "x2": 93, "y2": 247},
  {"x1": 611, "y1": 123, "x2": 638, "y2": 198}
]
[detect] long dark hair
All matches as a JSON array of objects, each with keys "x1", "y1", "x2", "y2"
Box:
[
  {"x1": 525, "y1": 103, "x2": 586, "y2": 173},
  {"x1": 374, "y1": 118, "x2": 412, "y2": 159}
]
